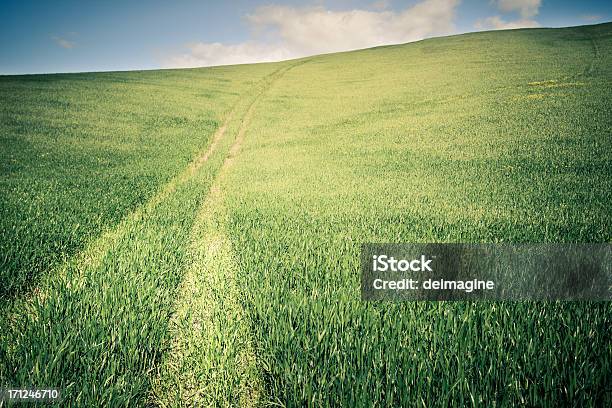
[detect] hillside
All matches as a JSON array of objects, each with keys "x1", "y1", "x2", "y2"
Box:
[{"x1": 1, "y1": 23, "x2": 611, "y2": 406}]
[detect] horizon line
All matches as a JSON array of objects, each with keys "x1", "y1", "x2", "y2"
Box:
[{"x1": 1, "y1": 21, "x2": 610, "y2": 77}]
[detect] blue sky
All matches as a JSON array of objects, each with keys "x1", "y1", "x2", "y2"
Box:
[{"x1": 1, "y1": 0, "x2": 610, "y2": 74}]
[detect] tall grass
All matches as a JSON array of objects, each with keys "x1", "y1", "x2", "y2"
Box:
[
  {"x1": 224, "y1": 23, "x2": 612, "y2": 406},
  {"x1": 0, "y1": 65, "x2": 275, "y2": 300},
  {"x1": 0, "y1": 64, "x2": 284, "y2": 405}
]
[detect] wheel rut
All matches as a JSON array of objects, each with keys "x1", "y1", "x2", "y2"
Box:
[{"x1": 152, "y1": 59, "x2": 308, "y2": 407}]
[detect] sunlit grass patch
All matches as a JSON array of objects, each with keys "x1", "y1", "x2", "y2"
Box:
[
  {"x1": 528, "y1": 79, "x2": 559, "y2": 86},
  {"x1": 527, "y1": 93, "x2": 546, "y2": 99},
  {"x1": 529, "y1": 79, "x2": 587, "y2": 88}
]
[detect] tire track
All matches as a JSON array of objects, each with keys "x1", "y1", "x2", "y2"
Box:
[
  {"x1": 0, "y1": 89, "x2": 239, "y2": 317},
  {"x1": 153, "y1": 59, "x2": 308, "y2": 407},
  {"x1": 586, "y1": 33, "x2": 600, "y2": 76},
  {"x1": 0, "y1": 63, "x2": 297, "y2": 406}
]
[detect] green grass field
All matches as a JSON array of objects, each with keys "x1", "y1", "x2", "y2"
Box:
[{"x1": 1, "y1": 23, "x2": 611, "y2": 406}]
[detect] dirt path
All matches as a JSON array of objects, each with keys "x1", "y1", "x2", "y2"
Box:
[{"x1": 152, "y1": 60, "x2": 308, "y2": 407}]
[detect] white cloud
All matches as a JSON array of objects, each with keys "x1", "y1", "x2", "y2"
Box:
[
  {"x1": 495, "y1": 0, "x2": 541, "y2": 19},
  {"x1": 163, "y1": 0, "x2": 459, "y2": 68},
  {"x1": 475, "y1": 0, "x2": 541, "y2": 31},
  {"x1": 165, "y1": 42, "x2": 294, "y2": 68},
  {"x1": 52, "y1": 36, "x2": 76, "y2": 49},
  {"x1": 474, "y1": 15, "x2": 540, "y2": 30}
]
